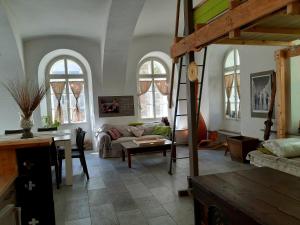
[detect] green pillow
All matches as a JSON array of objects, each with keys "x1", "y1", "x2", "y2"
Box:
[
  {"x1": 128, "y1": 122, "x2": 144, "y2": 126},
  {"x1": 152, "y1": 126, "x2": 171, "y2": 137}
]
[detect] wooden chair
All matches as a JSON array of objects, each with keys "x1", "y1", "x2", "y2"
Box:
[
  {"x1": 4, "y1": 129, "x2": 23, "y2": 135},
  {"x1": 58, "y1": 129, "x2": 89, "y2": 181},
  {"x1": 50, "y1": 138, "x2": 60, "y2": 189},
  {"x1": 37, "y1": 127, "x2": 58, "y2": 132}
]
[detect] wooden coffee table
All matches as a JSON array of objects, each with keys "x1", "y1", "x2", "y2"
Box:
[{"x1": 121, "y1": 139, "x2": 174, "y2": 168}]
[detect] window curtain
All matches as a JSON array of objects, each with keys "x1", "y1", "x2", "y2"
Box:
[
  {"x1": 224, "y1": 74, "x2": 234, "y2": 116},
  {"x1": 50, "y1": 82, "x2": 66, "y2": 123},
  {"x1": 137, "y1": 80, "x2": 152, "y2": 109},
  {"x1": 236, "y1": 75, "x2": 241, "y2": 117},
  {"x1": 154, "y1": 80, "x2": 172, "y2": 106},
  {"x1": 69, "y1": 81, "x2": 84, "y2": 122}
]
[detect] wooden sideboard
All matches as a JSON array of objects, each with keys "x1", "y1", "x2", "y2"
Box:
[
  {"x1": 191, "y1": 167, "x2": 300, "y2": 225},
  {"x1": 0, "y1": 137, "x2": 56, "y2": 225}
]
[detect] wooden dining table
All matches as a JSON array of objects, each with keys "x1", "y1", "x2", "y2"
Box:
[{"x1": 0, "y1": 129, "x2": 73, "y2": 186}]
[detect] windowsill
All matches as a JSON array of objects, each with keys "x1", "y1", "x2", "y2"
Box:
[
  {"x1": 225, "y1": 117, "x2": 240, "y2": 121},
  {"x1": 60, "y1": 121, "x2": 88, "y2": 125}
]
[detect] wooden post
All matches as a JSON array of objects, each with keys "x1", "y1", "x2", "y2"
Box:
[
  {"x1": 275, "y1": 50, "x2": 288, "y2": 138},
  {"x1": 184, "y1": 0, "x2": 199, "y2": 177}
]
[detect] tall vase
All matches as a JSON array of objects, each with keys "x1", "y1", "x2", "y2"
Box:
[{"x1": 20, "y1": 116, "x2": 34, "y2": 139}]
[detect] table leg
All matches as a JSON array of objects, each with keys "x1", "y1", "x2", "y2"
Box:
[
  {"x1": 63, "y1": 140, "x2": 73, "y2": 185},
  {"x1": 128, "y1": 150, "x2": 131, "y2": 168},
  {"x1": 122, "y1": 149, "x2": 125, "y2": 161},
  {"x1": 163, "y1": 149, "x2": 166, "y2": 156},
  {"x1": 172, "y1": 145, "x2": 177, "y2": 162}
]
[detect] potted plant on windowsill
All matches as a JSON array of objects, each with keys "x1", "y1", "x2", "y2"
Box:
[{"x1": 2, "y1": 79, "x2": 48, "y2": 139}]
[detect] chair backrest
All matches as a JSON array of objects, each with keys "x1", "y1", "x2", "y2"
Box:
[
  {"x1": 75, "y1": 127, "x2": 83, "y2": 146},
  {"x1": 4, "y1": 129, "x2": 23, "y2": 135},
  {"x1": 38, "y1": 127, "x2": 58, "y2": 132},
  {"x1": 77, "y1": 130, "x2": 86, "y2": 155},
  {"x1": 49, "y1": 138, "x2": 58, "y2": 164}
]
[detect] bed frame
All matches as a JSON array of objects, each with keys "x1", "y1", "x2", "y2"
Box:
[
  {"x1": 170, "y1": 0, "x2": 300, "y2": 180},
  {"x1": 172, "y1": 0, "x2": 300, "y2": 59}
]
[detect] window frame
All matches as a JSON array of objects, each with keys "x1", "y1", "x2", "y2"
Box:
[
  {"x1": 137, "y1": 57, "x2": 169, "y2": 120},
  {"x1": 46, "y1": 55, "x2": 88, "y2": 124},
  {"x1": 223, "y1": 49, "x2": 240, "y2": 120}
]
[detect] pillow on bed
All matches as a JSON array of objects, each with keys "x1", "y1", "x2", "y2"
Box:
[
  {"x1": 263, "y1": 138, "x2": 300, "y2": 157},
  {"x1": 257, "y1": 147, "x2": 275, "y2": 156}
]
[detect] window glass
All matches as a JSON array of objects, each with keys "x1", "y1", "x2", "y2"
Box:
[
  {"x1": 225, "y1": 50, "x2": 235, "y2": 68},
  {"x1": 48, "y1": 57, "x2": 87, "y2": 124},
  {"x1": 139, "y1": 61, "x2": 152, "y2": 74},
  {"x1": 50, "y1": 59, "x2": 65, "y2": 74},
  {"x1": 153, "y1": 61, "x2": 167, "y2": 74},
  {"x1": 138, "y1": 58, "x2": 168, "y2": 119},
  {"x1": 224, "y1": 50, "x2": 241, "y2": 119},
  {"x1": 67, "y1": 59, "x2": 83, "y2": 75}
]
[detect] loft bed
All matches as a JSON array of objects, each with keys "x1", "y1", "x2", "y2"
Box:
[
  {"x1": 169, "y1": 0, "x2": 300, "y2": 180},
  {"x1": 171, "y1": 0, "x2": 300, "y2": 59}
]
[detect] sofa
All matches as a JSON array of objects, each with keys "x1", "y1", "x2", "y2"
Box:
[{"x1": 95, "y1": 123, "x2": 171, "y2": 158}]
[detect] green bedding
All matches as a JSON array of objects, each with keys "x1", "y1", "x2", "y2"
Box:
[{"x1": 193, "y1": 0, "x2": 241, "y2": 25}]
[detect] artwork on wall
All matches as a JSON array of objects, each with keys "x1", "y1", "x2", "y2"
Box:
[
  {"x1": 250, "y1": 70, "x2": 274, "y2": 118},
  {"x1": 98, "y1": 96, "x2": 134, "y2": 117}
]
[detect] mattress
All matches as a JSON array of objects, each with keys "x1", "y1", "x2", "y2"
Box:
[
  {"x1": 193, "y1": 0, "x2": 244, "y2": 24},
  {"x1": 247, "y1": 150, "x2": 300, "y2": 177}
]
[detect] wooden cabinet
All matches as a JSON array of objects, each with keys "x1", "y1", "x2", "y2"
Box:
[
  {"x1": 227, "y1": 136, "x2": 259, "y2": 163},
  {"x1": 15, "y1": 146, "x2": 56, "y2": 225}
]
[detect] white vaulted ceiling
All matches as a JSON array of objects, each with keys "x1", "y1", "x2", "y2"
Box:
[{"x1": 4, "y1": 0, "x2": 111, "y2": 41}]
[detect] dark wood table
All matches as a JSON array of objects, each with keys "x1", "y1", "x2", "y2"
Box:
[
  {"x1": 191, "y1": 167, "x2": 300, "y2": 225},
  {"x1": 121, "y1": 140, "x2": 173, "y2": 168}
]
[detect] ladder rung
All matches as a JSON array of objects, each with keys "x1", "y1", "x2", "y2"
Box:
[
  {"x1": 178, "y1": 99, "x2": 187, "y2": 101},
  {"x1": 182, "y1": 64, "x2": 204, "y2": 67},
  {"x1": 172, "y1": 157, "x2": 190, "y2": 160},
  {"x1": 179, "y1": 82, "x2": 202, "y2": 85},
  {"x1": 176, "y1": 114, "x2": 187, "y2": 117}
]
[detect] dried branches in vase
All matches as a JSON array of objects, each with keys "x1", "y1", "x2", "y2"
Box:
[{"x1": 2, "y1": 79, "x2": 48, "y2": 139}]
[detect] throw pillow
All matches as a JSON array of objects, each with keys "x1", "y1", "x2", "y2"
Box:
[
  {"x1": 107, "y1": 128, "x2": 121, "y2": 140},
  {"x1": 263, "y1": 138, "x2": 300, "y2": 157},
  {"x1": 152, "y1": 126, "x2": 171, "y2": 137},
  {"x1": 128, "y1": 126, "x2": 144, "y2": 137}
]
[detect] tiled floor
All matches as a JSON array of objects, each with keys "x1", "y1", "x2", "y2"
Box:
[{"x1": 54, "y1": 146, "x2": 251, "y2": 225}]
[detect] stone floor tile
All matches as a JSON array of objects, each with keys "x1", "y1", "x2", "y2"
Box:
[
  {"x1": 148, "y1": 215, "x2": 177, "y2": 225},
  {"x1": 65, "y1": 218, "x2": 92, "y2": 225},
  {"x1": 117, "y1": 209, "x2": 148, "y2": 225}
]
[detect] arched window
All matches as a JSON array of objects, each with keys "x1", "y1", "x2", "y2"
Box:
[
  {"x1": 137, "y1": 58, "x2": 169, "y2": 119},
  {"x1": 47, "y1": 56, "x2": 87, "y2": 124},
  {"x1": 224, "y1": 49, "x2": 240, "y2": 119}
]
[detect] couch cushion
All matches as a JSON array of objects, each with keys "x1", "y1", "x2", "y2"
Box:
[
  {"x1": 107, "y1": 128, "x2": 122, "y2": 140},
  {"x1": 128, "y1": 126, "x2": 144, "y2": 137}
]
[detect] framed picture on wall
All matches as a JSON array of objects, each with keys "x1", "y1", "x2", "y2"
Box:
[
  {"x1": 250, "y1": 70, "x2": 274, "y2": 118},
  {"x1": 98, "y1": 96, "x2": 134, "y2": 117}
]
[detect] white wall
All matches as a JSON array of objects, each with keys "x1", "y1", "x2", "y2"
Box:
[
  {"x1": 0, "y1": 3, "x2": 24, "y2": 134},
  {"x1": 203, "y1": 45, "x2": 281, "y2": 139},
  {"x1": 23, "y1": 36, "x2": 101, "y2": 142}
]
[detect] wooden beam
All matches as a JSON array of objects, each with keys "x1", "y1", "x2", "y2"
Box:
[
  {"x1": 217, "y1": 39, "x2": 293, "y2": 46},
  {"x1": 275, "y1": 50, "x2": 288, "y2": 138},
  {"x1": 184, "y1": 0, "x2": 199, "y2": 178},
  {"x1": 245, "y1": 26, "x2": 300, "y2": 35},
  {"x1": 171, "y1": 0, "x2": 298, "y2": 58},
  {"x1": 287, "y1": 2, "x2": 300, "y2": 14},
  {"x1": 229, "y1": 29, "x2": 241, "y2": 39},
  {"x1": 285, "y1": 45, "x2": 300, "y2": 57}
]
